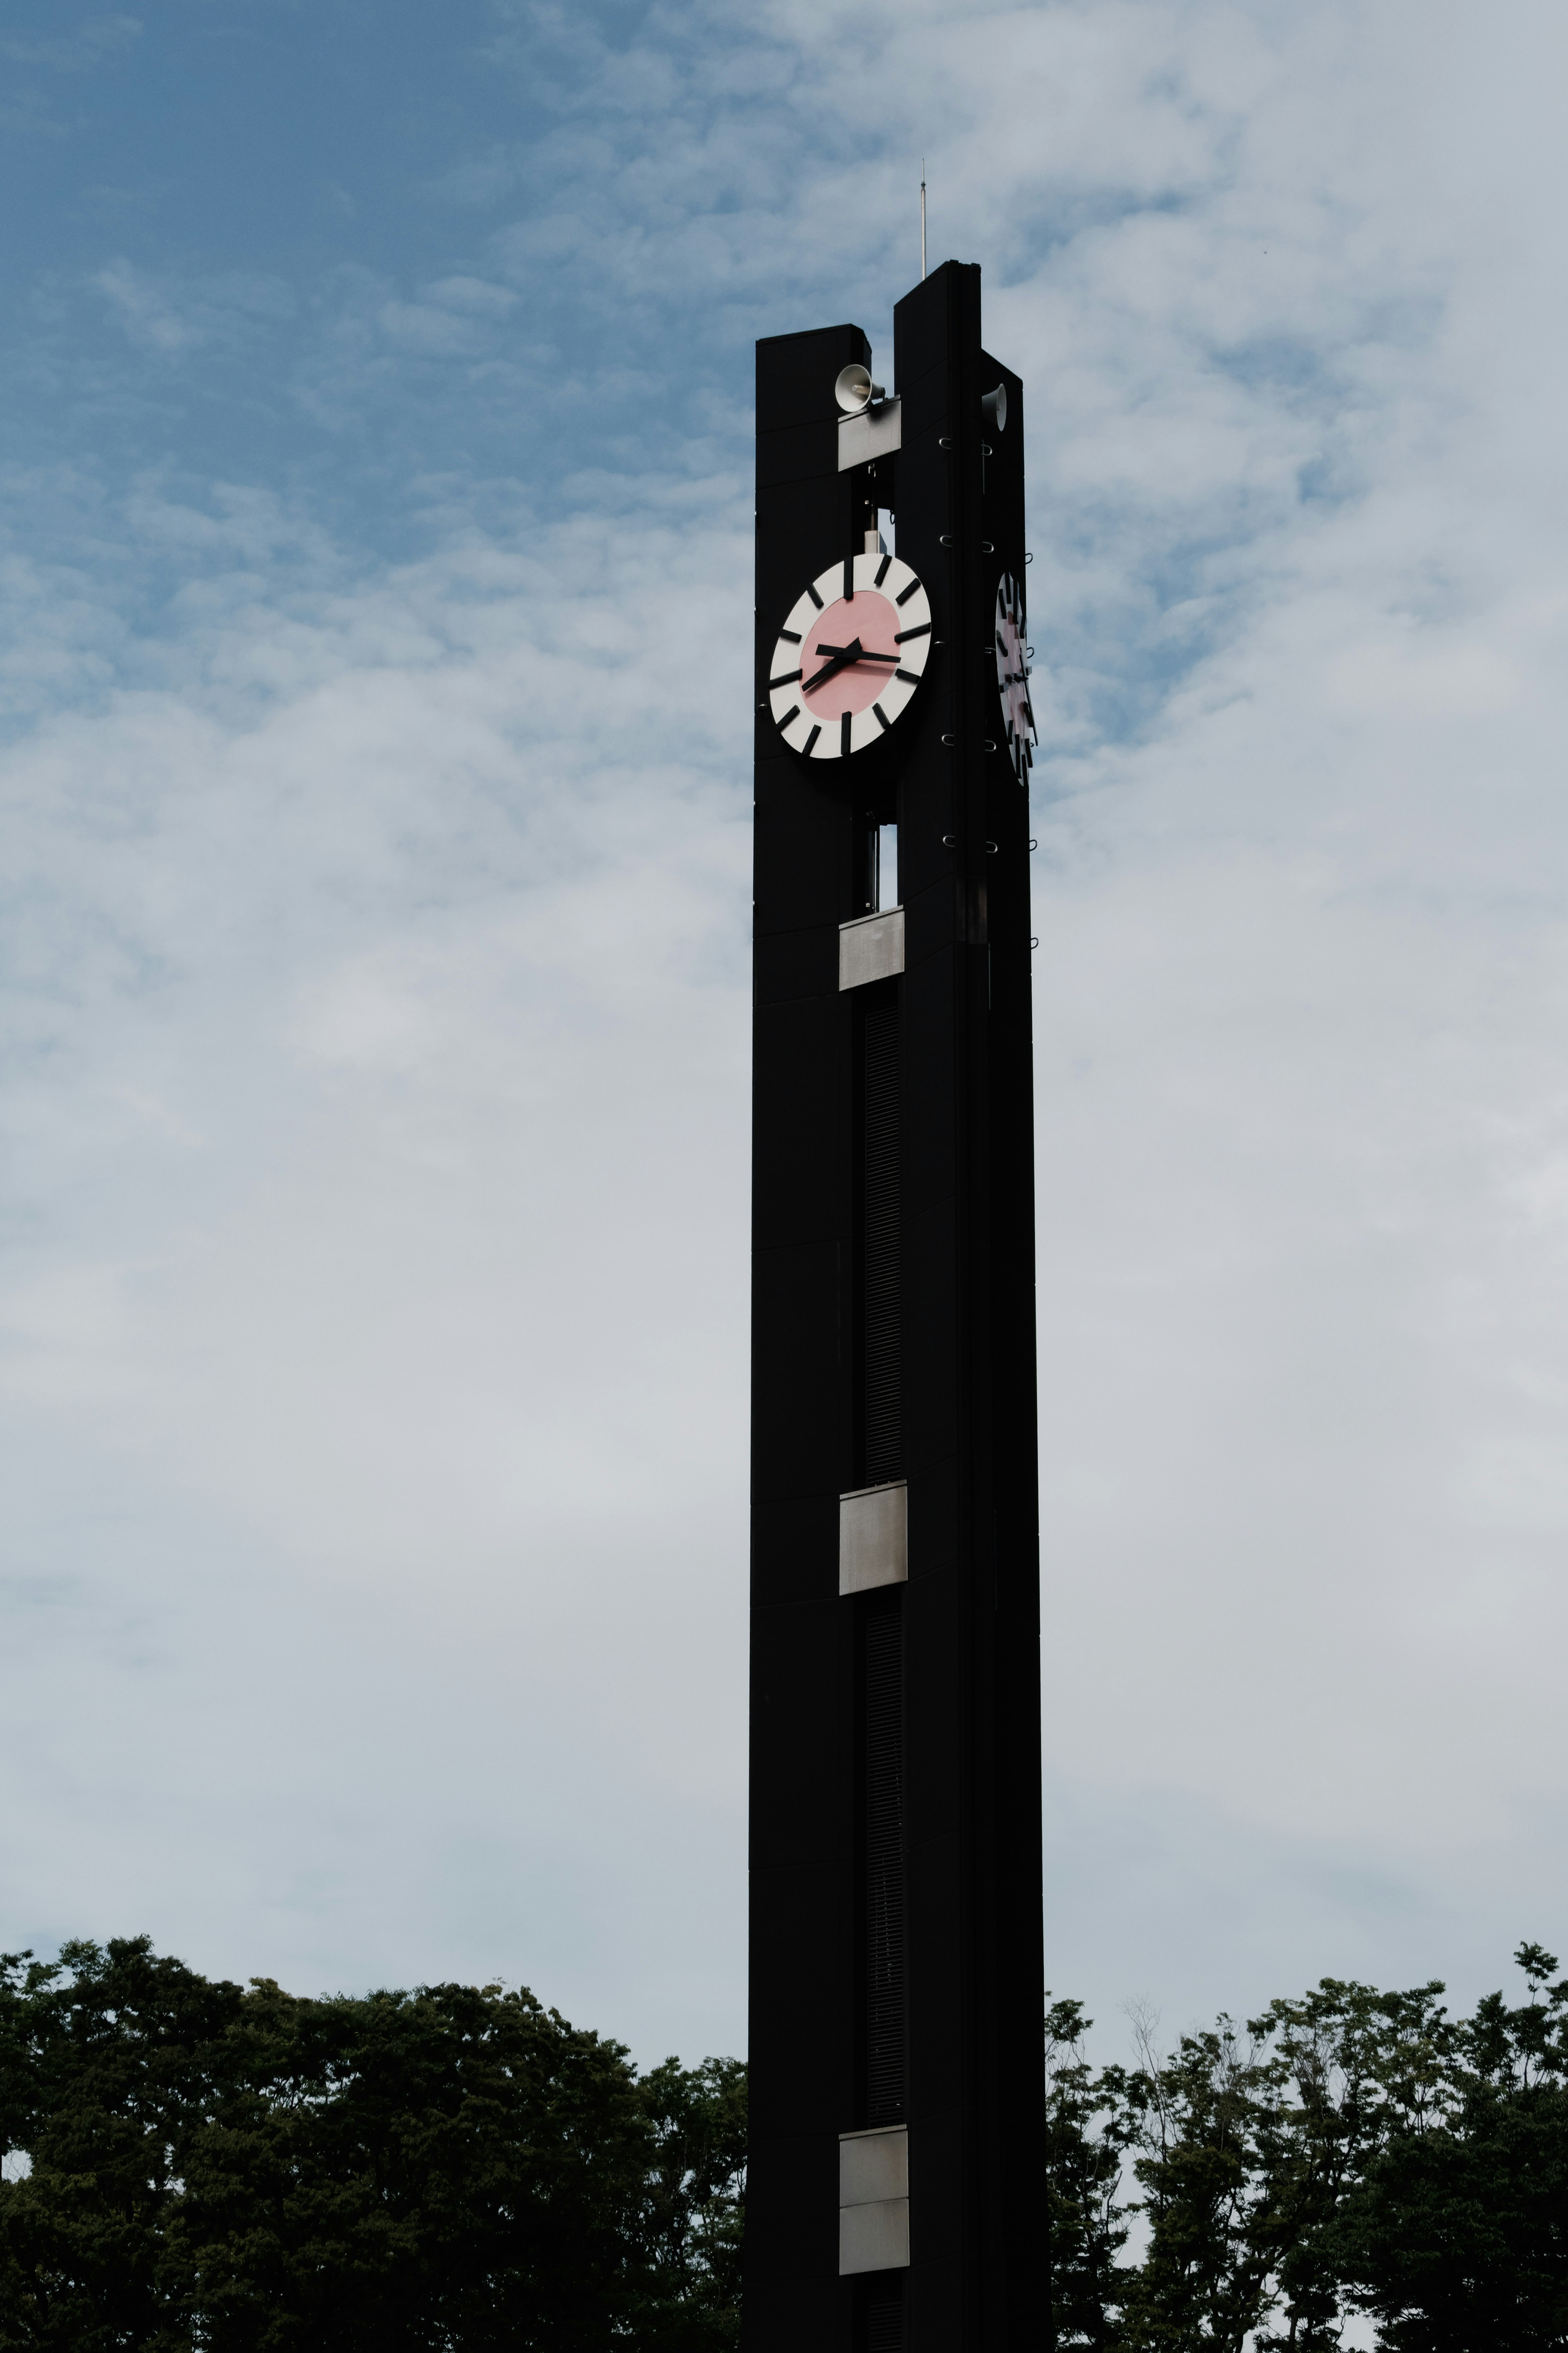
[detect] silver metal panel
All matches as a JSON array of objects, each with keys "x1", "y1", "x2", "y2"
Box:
[
  {"x1": 839, "y1": 2123, "x2": 909, "y2": 2206},
  {"x1": 838, "y1": 907, "x2": 905, "y2": 992},
  {"x1": 839, "y1": 1481, "x2": 907, "y2": 1597},
  {"x1": 837, "y1": 396, "x2": 902, "y2": 471},
  {"x1": 839, "y1": 2197, "x2": 911, "y2": 2275}
]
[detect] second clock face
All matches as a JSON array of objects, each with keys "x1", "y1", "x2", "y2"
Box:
[
  {"x1": 768, "y1": 553, "x2": 933, "y2": 759},
  {"x1": 994, "y1": 572, "x2": 1036, "y2": 781}
]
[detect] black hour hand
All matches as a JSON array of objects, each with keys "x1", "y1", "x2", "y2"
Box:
[
  {"x1": 803, "y1": 638, "x2": 863, "y2": 691},
  {"x1": 806, "y1": 636, "x2": 900, "y2": 692}
]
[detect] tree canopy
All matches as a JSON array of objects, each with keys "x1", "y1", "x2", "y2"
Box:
[
  {"x1": 2, "y1": 1935, "x2": 1563, "y2": 2347},
  {"x1": 0, "y1": 1937, "x2": 742, "y2": 2352},
  {"x1": 1047, "y1": 1942, "x2": 1568, "y2": 2350}
]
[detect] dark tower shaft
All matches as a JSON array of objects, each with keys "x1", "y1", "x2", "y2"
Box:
[{"x1": 747, "y1": 263, "x2": 1045, "y2": 2353}]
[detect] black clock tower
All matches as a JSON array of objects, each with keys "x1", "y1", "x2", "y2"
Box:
[{"x1": 745, "y1": 261, "x2": 1046, "y2": 2353}]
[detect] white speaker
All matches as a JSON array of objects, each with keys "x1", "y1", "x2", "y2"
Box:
[
  {"x1": 981, "y1": 381, "x2": 1008, "y2": 432},
  {"x1": 835, "y1": 363, "x2": 886, "y2": 415}
]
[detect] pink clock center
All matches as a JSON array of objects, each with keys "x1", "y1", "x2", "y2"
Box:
[{"x1": 799, "y1": 591, "x2": 902, "y2": 719}]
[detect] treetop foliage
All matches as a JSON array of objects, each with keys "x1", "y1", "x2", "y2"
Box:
[
  {"x1": 1047, "y1": 1942, "x2": 1568, "y2": 2351},
  {"x1": 0, "y1": 1936, "x2": 742, "y2": 2352},
  {"x1": 2, "y1": 1934, "x2": 1563, "y2": 2348}
]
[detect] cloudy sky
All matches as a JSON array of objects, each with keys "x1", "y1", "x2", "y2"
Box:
[{"x1": 2, "y1": 0, "x2": 1566, "y2": 2070}]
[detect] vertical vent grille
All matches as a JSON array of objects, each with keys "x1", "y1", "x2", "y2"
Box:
[
  {"x1": 864, "y1": 1597, "x2": 906, "y2": 2124},
  {"x1": 862, "y1": 992, "x2": 902, "y2": 1485},
  {"x1": 863, "y1": 2275, "x2": 906, "y2": 2353}
]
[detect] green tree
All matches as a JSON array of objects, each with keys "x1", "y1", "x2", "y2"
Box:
[
  {"x1": 1114, "y1": 2010, "x2": 1280, "y2": 2353},
  {"x1": 1040, "y1": 1947, "x2": 1568, "y2": 2352},
  {"x1": 0, "y1": 1936, "x2": 746, "y2": 2352},
  {"x1": 9, "y1": 1930, "x2": 1566, "y2": 2349},
  {"x1": 635, "y1": 2055, "x2": 748, "y2": 2351},
  {"x1": 0, "y1": 1934, "x2": 249, "y2": 2350},
  {"x1": 1247, "y1": 1973, "x2": 1455, "y2": 2348},
  {"x1": 1043, "y1": 1998, "x2": 1137, "y2": 2350},
  {"x1": 1328, "y1": 1944, "x2": 1568, "y2": 2352}
]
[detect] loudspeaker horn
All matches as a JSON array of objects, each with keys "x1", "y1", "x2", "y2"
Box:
[
  {"x1": 835, "y1": 363, "x2": 885, "y2": 415},
  {"x1": 981, "y1": 381, "x2": 1008, "y2": 432}
]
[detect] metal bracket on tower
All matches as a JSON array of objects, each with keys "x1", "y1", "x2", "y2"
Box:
[{"x1": 838, "y1": 396, "x2": 902, "y2": 471}]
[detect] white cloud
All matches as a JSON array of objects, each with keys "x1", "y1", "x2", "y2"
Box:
[
  {"x1": 0, "y1": 16, "x2": 141, "y2": 73},
  {"x1": 90, "y1": 260, "x2": 295, "y2": 360},
  {"x1": 94, "y1": 258, "x2": 197, "y2": 352},
  {"x1": 0, "y1": 481, "x2": 754, "y2": 2050}
]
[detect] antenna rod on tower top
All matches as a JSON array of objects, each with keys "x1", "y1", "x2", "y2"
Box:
[{"x1": 920, "y1": 162, "x2": 927, "y2": 278}]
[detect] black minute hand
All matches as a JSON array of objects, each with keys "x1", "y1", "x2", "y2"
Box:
[
  {"x1": 802, "y1": 637, "x2": 864, "y2": 692},
  {"x1": 813, "y1": 643, "x2": 897, "y2": 662}
]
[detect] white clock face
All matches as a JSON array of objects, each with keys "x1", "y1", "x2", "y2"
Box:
[
  {"x1": 994, "y1": 573, "x2": 1036, "y2": 781},
  {"x1": 768, "y1": 553, "x2": 932, "y2": 759}
]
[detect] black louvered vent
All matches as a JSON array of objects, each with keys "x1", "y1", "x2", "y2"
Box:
[
  {"x1": 864, "y1": 1594, "x2": 906, "y2": 2123},
  {"x1": 863, "y1": 2274, "x2": 906, "y2": 2353},
  {"x1": 862, "y1": 991, "x2": 902, "y2": 1485}
]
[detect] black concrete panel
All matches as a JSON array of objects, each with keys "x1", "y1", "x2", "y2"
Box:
[
  {"x1": 749, "y1": 1488, "x2": 837, "y2": 1610},
  {"x1": 753, "y1": 997, "x2": 846, "y2": 1247},
  {"x1": 749, "y1": 1596, "x2": 842, "y2": 1865},
  {"x1": 751, "y1": 1241, "x2": 842, "y2": 1502}
]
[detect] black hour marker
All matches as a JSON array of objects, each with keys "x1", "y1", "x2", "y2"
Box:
[
  {"x1": 802, "y1": 723, "x2": 820, "y2": 755},
  {"x1": 873, "y1": 703, "x2": 890, "y2": 730},
  {"x1": 806, "y1": 583, "x2": 823, "y2": 609},
  {"x1": 780, "y1": 628, "x2": 802, "y2": 643},
  {"x1": 777, "y1": 704, "x2": 800, "y2": 731},
  {"x1": 874, "y1": 553, "x2": 892, "y2": 587},
  {"x1": 770, "y1": 669, "x2": 802, "y2": 688},
  {"x1": 895, "y1": 668, "x2": 920, "y2": 683},
  {"x1": 895, "y1": 623, "x2": 930, "y2": 642},
  {"x1": 895, "y1": 579, "x2": 921, "y2": 605},
  {"x1": 841, "y1": 711, "x2": 852, "y2": 756},
  {"x1": 844, "y1": 555, "x2": 854, "y2": 602}
]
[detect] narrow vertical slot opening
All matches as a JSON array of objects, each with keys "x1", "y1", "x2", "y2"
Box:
[
  {"x1": 862, "y1": 819, "x2": 898, "y2": 914},
  {"x1": 877, "y1": 822, "x2": 899, "y2": 911}
]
